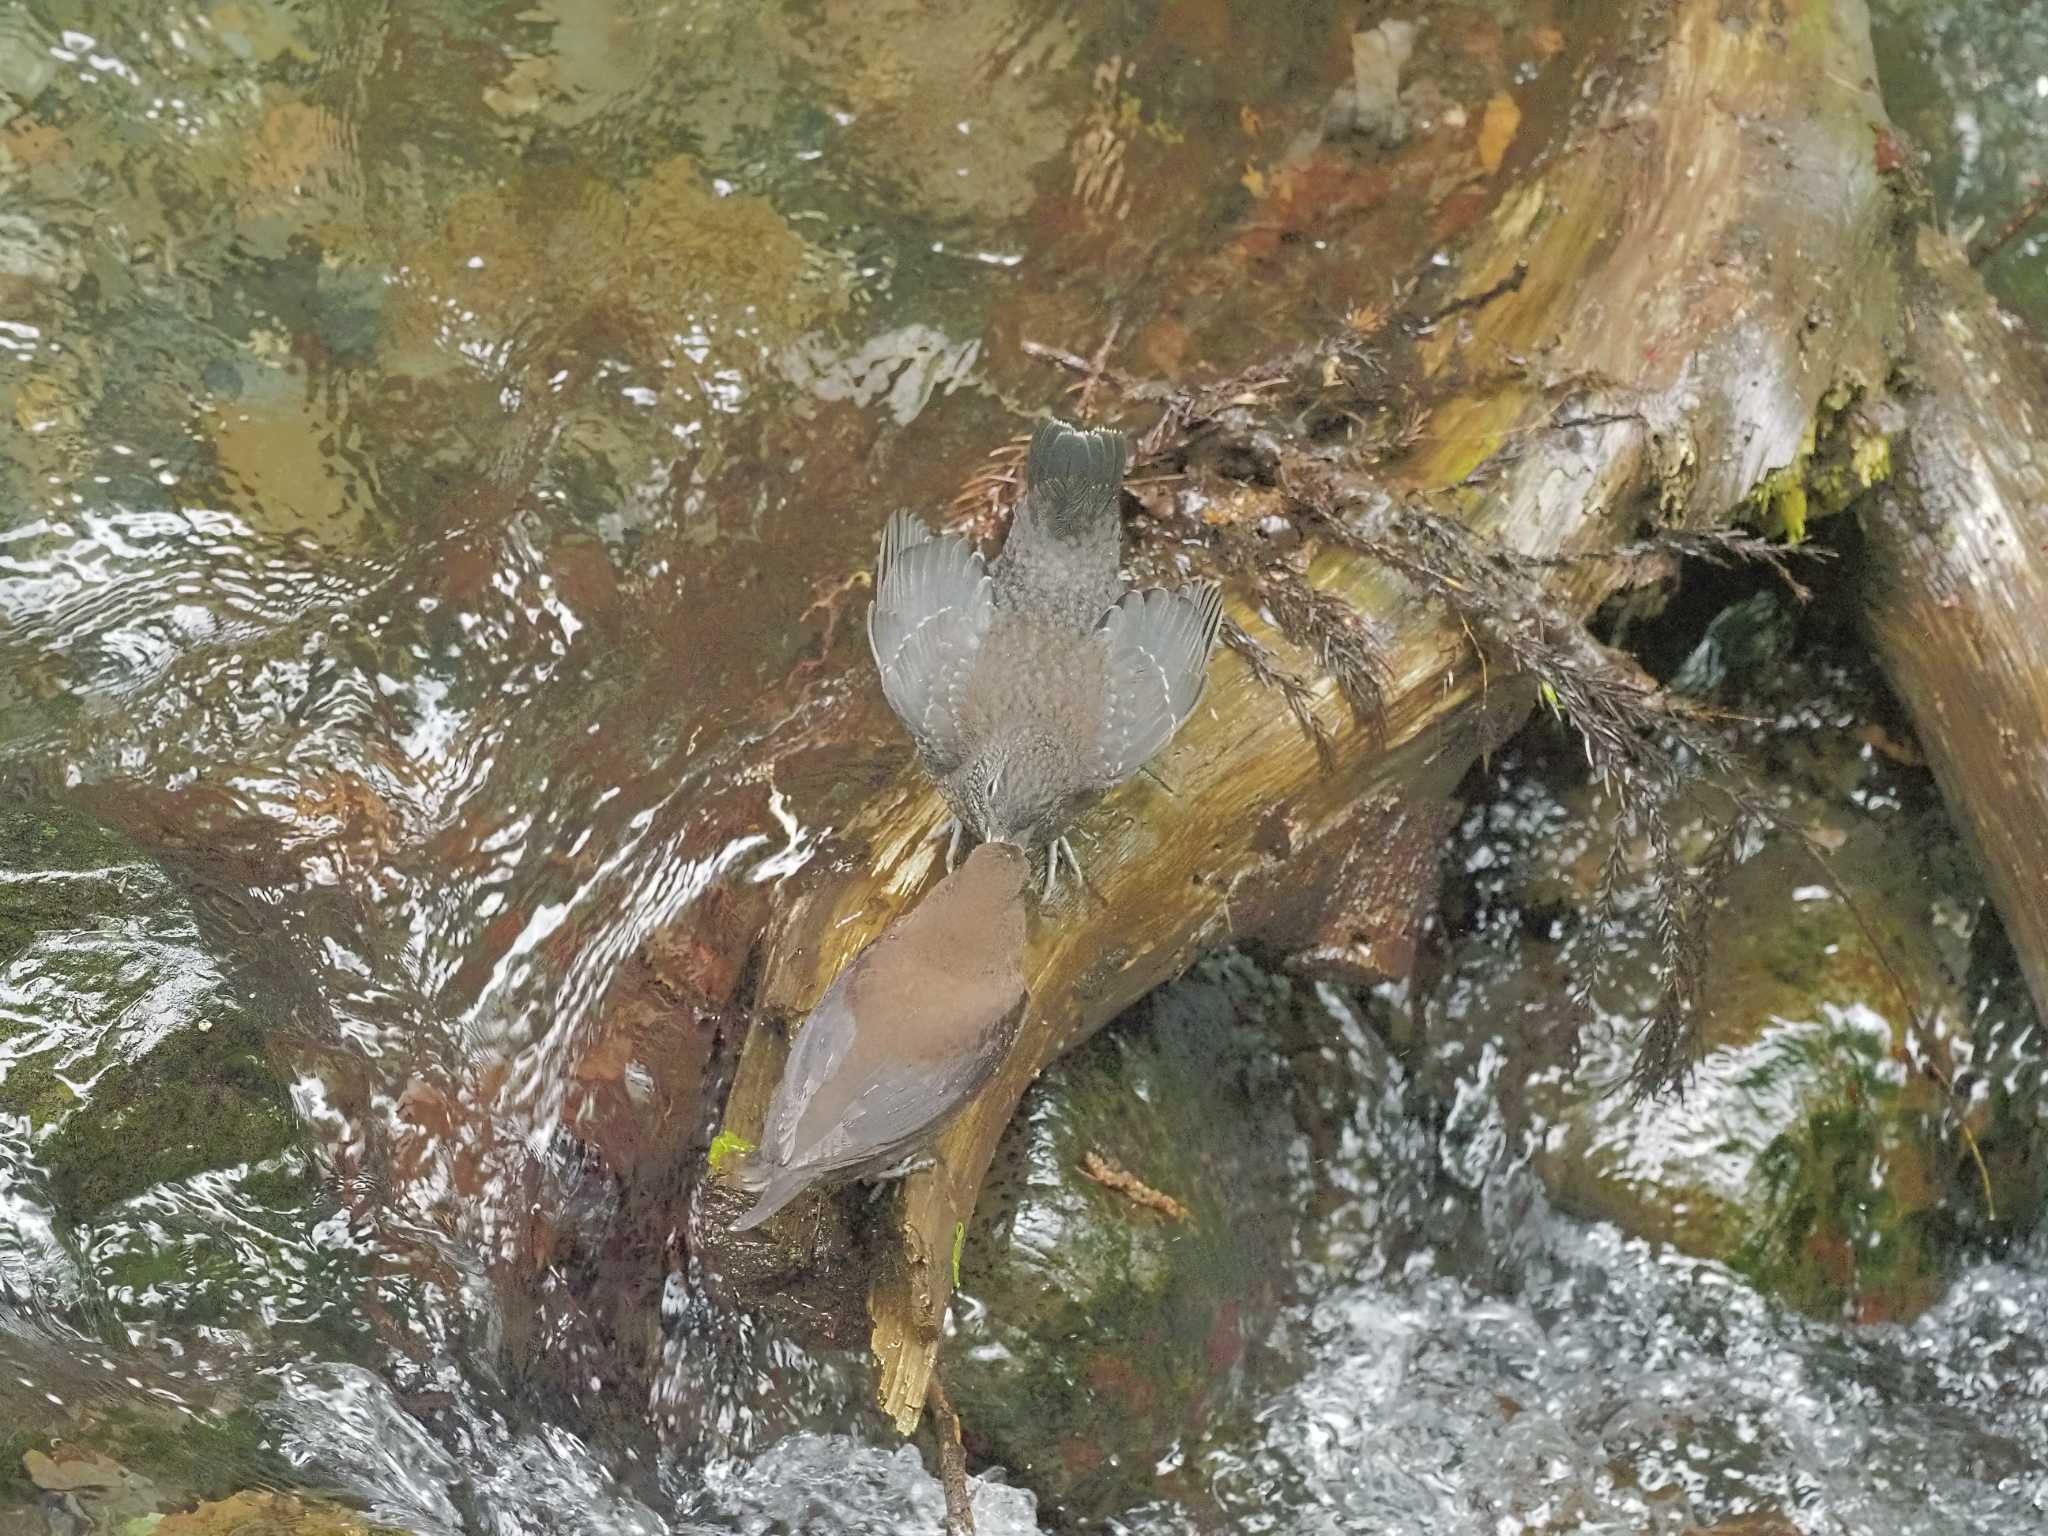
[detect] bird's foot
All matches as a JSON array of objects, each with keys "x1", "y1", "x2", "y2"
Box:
[
  {"x1": 925, "y1": 815, "x2": 964, "y2": 872},
  {"x1": 1040, "y1": 836, "x2": 1084, "y2": 901},
  {"x1": 865, "y1": 1152, "x2": 939, "y2": 1196}
]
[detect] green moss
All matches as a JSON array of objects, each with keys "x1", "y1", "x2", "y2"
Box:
[
  {"x1": 1839, "y1": 436, "x2": 1889, "y2": 501},
  {"x1": 1770, "y1": 476, "x2": 1810, "y2": 542},
  {"x1": 86, "y1": 1153, "x2": 368, "y2": 1354},
  {"x1": 0, "y1": 1048, "x2": 82, "y2": 1128},
  {"x1": 706, "y1": 1128, "x2": 753, "y2": 1174},
  {"x1": 1730, "y1": 1015, "x2": 1947, "y2": 1320},
  {"x1": 0, "y1": 797, "x2": 303, "y2": 1215},
  {"x1": 0, "y1": 946, "x2": 174, "y2": 1131},
  {"x1": 41, "y1": 1003, "x2": 298, "y2": 1220},
  {"x1": 1745, "y1": 896, "x2": 1852, "y2": 993},
  {"x1": 0, "y1": 1426, "x2": 51, "y2": 1501},
  {"x1": 1849, "y1": 429, "x2": 1892, "y2": 491},
  {"x1": 0, "y1": 802, "x2": 150, "y2": 970},
  {"x1": 0, "y1": 801, "x2": 176, "y2": 1132},
  {"x1": 237, "y1": 1154, "x2": 319, "y2": 1211}
]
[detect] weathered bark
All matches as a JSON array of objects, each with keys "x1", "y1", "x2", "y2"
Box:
[
  {"x1": 1858, "y1": 231, "x2": 2048, "y2": 1022},
  {"x1": 706, "y1": 0, "x2": 2048, "y2": 1434}
]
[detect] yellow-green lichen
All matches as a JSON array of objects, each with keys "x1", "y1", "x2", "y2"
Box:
[
  {"x1": 707, "y1": 1128, "x2": 754, "y2": 1174},
  {"x1": 1744, "y1": 383, "x2": 1891, "y2": 542},
  {"x1": 1768, "y1": 475, "x2": 1811, "y2": 543},
  {"x1": 1849, "y1": 430, "x2": 1891, "y2": 491}
]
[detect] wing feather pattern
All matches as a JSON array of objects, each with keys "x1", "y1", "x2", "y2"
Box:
[
  {"x1": 1094, "y1": 582, "x2": 1224, "y2": 787},
  {"x1": 866, "y1": 511, "x2": 993, "y2": 770}
]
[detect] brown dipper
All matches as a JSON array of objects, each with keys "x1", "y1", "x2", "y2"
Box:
[{"x1": 729, "y1": 840, "x2": 1030, "y2": 1231}]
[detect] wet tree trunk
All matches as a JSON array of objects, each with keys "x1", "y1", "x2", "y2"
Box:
[
  {"x1": 1858, "y1": 233, "x2": 2048, "y2": 1023},
  {"x1": 707, "y1": 0, "x2": 2048, "y2": 1432}
]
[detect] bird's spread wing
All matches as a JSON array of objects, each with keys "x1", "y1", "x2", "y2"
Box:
[
  {"x1": 867, "y1": 510, "x2": 993, "y2": 771},
  {"x1": 1093, "y1": 582, "x2": 1225, "y2": 787}
]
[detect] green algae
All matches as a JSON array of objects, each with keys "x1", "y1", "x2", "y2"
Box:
[
  {"x1": 0, "y1": 802, "x2": 147, "y2": 971},
  {"x1": 706, "y1": 1127, "x2": 754, "y2": 1174},
  {"x1": 1733, "y1": 1009, "x2": 1948, "y2": 1320}
]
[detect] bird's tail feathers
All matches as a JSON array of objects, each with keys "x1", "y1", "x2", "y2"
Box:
[{"x1": 1032, "y1": 421, "x2": 1130, "y2": 505}]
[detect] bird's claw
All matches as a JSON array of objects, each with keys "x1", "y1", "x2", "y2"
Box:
[
  {"x1": 866, "y1": 1152, "x2": 939, "y2": 1196},
  {"x1": 926, "y1": 816, "x2": 964, "y2": 872},
  {"x1": 1041, "y1": 836, "x2": 1082, "y2": 900}
]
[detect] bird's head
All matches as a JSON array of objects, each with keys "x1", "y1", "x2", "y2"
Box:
[{"x1": 957, "y1": 730, "x2": 1095, "y2": 851}]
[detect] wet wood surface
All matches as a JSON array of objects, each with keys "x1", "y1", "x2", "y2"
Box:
[{"x1": 1859, "y1": 231, "x2": 2048, "y2": 1025}]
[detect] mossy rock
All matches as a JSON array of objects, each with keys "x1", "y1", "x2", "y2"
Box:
[
  {"x1": 0, "y1": 799, "x2": 148, "y2": 970},
  {"x1": 87, "y1": 1405, "x2": 295, "y2": 1512},
  {"x1": 947, "y1": 955, "x2": 1314, "y2": 1521},
  {"x1": 39, "y1": 1002, "x2": 298, "y2": 1220},
  {"x1": 1520, "y1": 808, "x2": 2035, "y2": 1321},
  {"x1": 0, "y1": 1374, "x2": 300, "y2": 1512},
  {"x1": 0, "y1": 796, "x2": 299, "y2": 1217},
  {"x1": 1, "y1": 1440, "x2": 162, "y2": 1529},
  {"x1": 152, "y1": 1490, "x2": 411, "y2": 1534},
  {"x1": 1432, "y1": 597, "x2": 2043, "y2": 1322},
  {"x1": 0, "y1": 1416, "x2": 348, "y2": 1531}
]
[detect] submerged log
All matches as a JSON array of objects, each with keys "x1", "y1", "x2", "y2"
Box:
[{"x1": 706, "y1": 0, "x2": 2048, "y2": 1432}]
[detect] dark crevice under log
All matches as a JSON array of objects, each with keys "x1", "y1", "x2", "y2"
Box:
[{"x1": 699, "y1": 0, "x2": 2048, "y2": 1433}]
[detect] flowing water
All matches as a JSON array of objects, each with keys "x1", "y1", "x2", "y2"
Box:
[{"x1": 0, "y1": 1, "x2": 2044, "y2": 1532}]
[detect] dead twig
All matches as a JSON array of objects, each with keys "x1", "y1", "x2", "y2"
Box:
[
  {"x1": 1075, "y1": 317, "x2": 1122, "y2": 418},
  {"x1": 1240, "y1": 557, "x2": 1390, "y2": 742},
  {"x1": 1078, "y1": 1151, "x2": 1192, "y2": 1223},
  {"x1": 1971, "y1": 178, "x2": 2048, "y2": 267},
  {"x1": 794, "y1": 569, "x2": 873, "y2": 675},
  {"x1": 1019, "y1": 338, "x2": 1174, "y2": 403},
  {"x1": 1508, "y1": 528, "x2": 1834, "y2": 603},
  {"x1": 927, "y1": 1368, "x2": 976, "y2": 1535},
  {"x1": 1292, "y1": 491, "x2": 1775, "y2": 1097},
  {"x1": 949, "y1": 435, "x2": 1031, "y2": 543}
]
